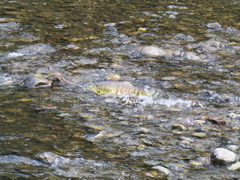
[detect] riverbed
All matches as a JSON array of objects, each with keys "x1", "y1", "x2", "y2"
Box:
[{"x1": 0, "y1": 0, "x2": 240, "y2": 179}]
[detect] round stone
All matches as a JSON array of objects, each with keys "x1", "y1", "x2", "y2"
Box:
[
  {"x1": 140, "y1": 46, "x2": 166, "y2": 57},
  {"x1": 211, "y1": 148, "x2": 237, "y2": 165}
]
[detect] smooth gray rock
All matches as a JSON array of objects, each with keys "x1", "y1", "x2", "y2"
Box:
[
  {"x1": 211, "y1": 148, "x2": 237, "y2": 165},
  {"x1": 140, "y1": 46, "x2": 166, "y2": 57}
]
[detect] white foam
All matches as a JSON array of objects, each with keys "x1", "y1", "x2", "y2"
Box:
[
  {"x1": 7, "y1": 52, "x2": 24, "y2": 58},
  {"x1": 137, "y1": 95, "x2": 203, "y2": 108}
]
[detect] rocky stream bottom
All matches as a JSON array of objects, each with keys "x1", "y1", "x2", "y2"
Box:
[
  {"x1": 0, "y1": 21, "x2": 240, "y2": 179},
  {"x1": 0, "y1": 79, "x2": 240, "y2": 179}
]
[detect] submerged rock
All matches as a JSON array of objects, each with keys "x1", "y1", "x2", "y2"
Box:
[
  {"x1": 207, "y1": 22, "x2": 222, "y2": 30},
  {"x1": 228, "y1": 161, "x2": 240, "y2": 171},
  {"x1": 24, "y1": 73, "x2": 73, "y2": 88},
  {"x1": 105, "y1": 74, "x2": 120, "y2": 81},
  {"x1": 38, "y1": 152, "x2": 60, "y2": 164},
  {"x1": 182, "y1": 51, "x2": 201, "y2": 61},
  {"x1": 103, "y1": 23, "x2": 118, "y2": 36},
  {"x1": 24, "y1": 74, "x2": 52, "y2": 88},
  {"x1": 19, "y1": 43, "x2": 56, "y2": 55},
  {"x1": 211, "y1": 148, "x2": 237, "y2": 165},
  {"x1": 191, "y1": 38, "x2": 231, "y2": 53},
  {"x1": 47, "y1": 72, "x2": 73, "y2": 86},
  {"x1": 0, "y1": 22, "x2": 19, "y2": 31},
  {"x1": 0, "y1": 155, "x2": 43, "y2": 166},
  {"x1": 227, "y1": 145, "x2": 239, "y2": 152},
  {"x1": 140, "y1": 46, "x2": 166, "y2": 57},
  {"x1": 152, "y1": 165, "x2": 171, "y2": 175},
  {"x1": 171, "y1": 124, "x2": 187, "y2": 131},
  {"x1": 8, "y1": 43, "x2": 56, "y2": 57},
  {"x1": 0, "y1": 75, "x2": 13, "y2": 86},
  {"x1": 38, "y1": 152, "x2": 71, "y2": 168}
]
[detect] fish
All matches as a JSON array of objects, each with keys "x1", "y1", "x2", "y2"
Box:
[{"x1": 87, "y1": 81, "x2": 151, "y2": 96}]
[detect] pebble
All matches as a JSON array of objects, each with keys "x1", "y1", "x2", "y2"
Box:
[
  {"x1": 194, "y1": 120, "x2": 206, "y2": 125},
  {"x1": 207, "y1": 22, "x2": 222, "y2": 29},
  {"x1": 228, "y1": 161, "x2": 240, "y2": 171},
  {"x1": 171, "y1": 124, "x2": 187, "y2": 130},
  {"x1": 140, "y1": 46, "x2": 166, "y2": 57},
  {"x1": 137, "y1": 127, "x2": 150, "y2": 134},
  {"x1": 161, "y1": 76, "x2": 177, "y2": 81},
  {"x1": 145, "y1": 171, "x2": 158, "y2": 177},
  {"x1": 38, "y1": 152, "x2": 59, "y2": 164},
  {"x1": 189, "y1": 160, "x2": 203, "y2": 166},
  {"x1": 84, "y1": 131, "x2": 104, "y2": 141},
  {"x1": 105, "y1": 74, "x2": 120, "y2": 81},
  {"x1": 228, "y1": 112, "x2": 240, "y2": 119},
  {"x1": 138, "y1": 27, "x2": 147, "y2": 32},
  {"x1": 191, "y1": 132, "x2": 207, "y2": 138},
  {"x1": 183, "y1": 51, "x2": 201, "y2": 60},
  {"x1": 180, "y1": 139, "x2": 192, "y2": 148},
  {"x1": 211, "y1": 148, "x2": 237, "y2": 165},
  {"x1": 227, "y1": 145, "x2": 239, "y2": 152},
  {"x1": 152, "y1": 165, "x2": 171, "y2": 175},
  {"x1": 130, "y1": 151, "x2": 150, "y2": 157}
]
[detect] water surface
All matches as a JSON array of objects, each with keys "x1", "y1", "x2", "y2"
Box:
[{"x1": 0, "y1": 0, "x2": 240, "y2": 179}]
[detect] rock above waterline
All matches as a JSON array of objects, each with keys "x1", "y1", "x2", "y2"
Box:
[
  {"x1": 152, "y1": 165, "x2": 171, "y2": 175},
  {"x1": 24, "y1": 74, "x2": 52, "y2": 88},
  {"x1": 38, "y1": 152, "x2": 60, "y2": 164},
  {"x1": 140, "y1": 46, "x2": 166, "y2": 57},
  {"x1": 211, "y1": 148, "x2": 237, "y2": 165},
  {"x1": 24, "y1": 73, "x2": 73, "y2": 88}
]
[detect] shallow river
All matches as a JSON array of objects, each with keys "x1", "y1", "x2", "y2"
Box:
[{"x1": 0, "y1": 0, "x2": 240, "y2": 179}]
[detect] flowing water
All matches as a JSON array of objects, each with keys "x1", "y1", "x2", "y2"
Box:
[{"x1": 0, "y1": 0, "x2": 240, "y2": 179}]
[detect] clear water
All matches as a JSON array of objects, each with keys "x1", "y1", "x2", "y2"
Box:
[{"x1": 0, "y1": 0, "x2": 240, "y2": 179}]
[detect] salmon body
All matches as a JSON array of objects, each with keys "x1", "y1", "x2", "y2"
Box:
[{"x1": 88, "y1": 81, "x2": 149, "y2": 96}]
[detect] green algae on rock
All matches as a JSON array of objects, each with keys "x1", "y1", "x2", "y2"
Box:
[{"x1": 87, "y1": 81, "x2": 151, "y2": 96}]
